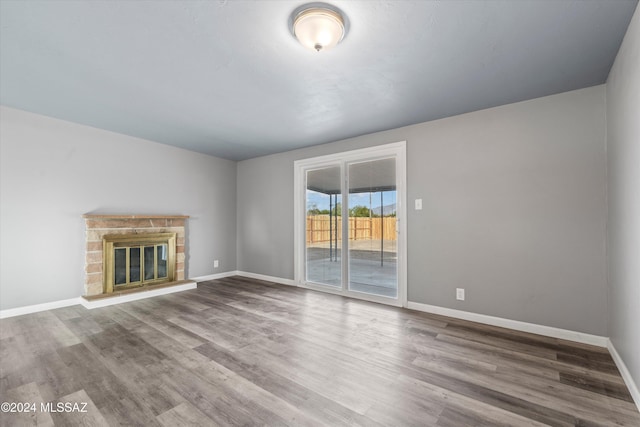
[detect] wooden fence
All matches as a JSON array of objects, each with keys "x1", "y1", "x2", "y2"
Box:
[{"x1": 306, "y1": 215, "x2": 396, "y2": 243}]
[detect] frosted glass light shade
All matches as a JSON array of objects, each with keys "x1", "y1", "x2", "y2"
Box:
[{"x1": 293, "y1": 7, "x2": 345, "y2": 52}]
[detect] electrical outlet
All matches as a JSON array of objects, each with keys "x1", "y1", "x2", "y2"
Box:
[
  {"x1": 214, "y1": 260, "x2": 219, "y2": 268},
  {"x1": 456, "y1": 288, "x2": 465, "y2": 301}
]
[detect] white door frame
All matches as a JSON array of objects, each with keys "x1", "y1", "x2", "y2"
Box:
[{"x1": 293, "y1": 141, "x2": 407, "y2": 308}]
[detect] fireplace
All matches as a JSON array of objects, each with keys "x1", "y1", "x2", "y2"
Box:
[{"x1": 83, "y1": 215, "x2": 188, "y2": 297}]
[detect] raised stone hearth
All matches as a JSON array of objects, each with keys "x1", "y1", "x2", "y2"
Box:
[{"x1": 83, "y1": 214, "x2": 188, "y2": 297}]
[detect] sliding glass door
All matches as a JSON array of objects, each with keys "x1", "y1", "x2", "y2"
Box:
[
  {"x1": 347, "y1": 158, "x2": 397, "y2": 298},
  {"x1": 305, "y1": 166, "x2": 342, "y2": 287},
  {"x1": 295, "y1": 142, "x2": 406, "y2": 306}
]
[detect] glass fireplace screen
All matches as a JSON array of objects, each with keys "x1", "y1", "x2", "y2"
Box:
[
  {"x1": 103, "y1": 232, "x2": 176, "y2": 293},
  {"x1": 114, "y1": 244, "x2": 168, "y2": 286}
]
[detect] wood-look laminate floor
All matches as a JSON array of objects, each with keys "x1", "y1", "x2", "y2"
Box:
[{"x1": 1, "y1": 276, "x2": 638, "y2": 426}]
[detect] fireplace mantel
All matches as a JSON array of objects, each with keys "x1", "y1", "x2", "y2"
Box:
[
  {"x1": 83, "y1": 214, "x2": 190, "y2": 220},
  {"x1": 83, "y1": 214, "x2": 188, "y2": 296}
]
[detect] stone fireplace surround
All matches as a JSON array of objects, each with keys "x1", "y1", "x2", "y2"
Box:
[{"x1": 83, "y1": 214, "x2": 188, "y2": 297}]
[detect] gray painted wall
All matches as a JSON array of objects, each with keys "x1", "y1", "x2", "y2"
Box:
[
  {"x1": 237, "y1": 85, "x2": 608, "y2": 336},
  {"x1": 0, "y1": 106, "x2": 237, "y2": 310},
  {"x1": 606, "y1": 6, "x2": 640, "y2": 394}
]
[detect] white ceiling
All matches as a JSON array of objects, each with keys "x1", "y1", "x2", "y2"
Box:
[{"x1": 1, "y1": 0, "x2": 637, "y2": 161}]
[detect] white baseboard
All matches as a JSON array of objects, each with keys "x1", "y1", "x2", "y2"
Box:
[
  {"x1": 407, "y1": 301, "x2": 608, "y2": 348},
  {"x1": 0, "y1": 280, "x2": 201, "y2": 317},
  {"x1": 608, "y1": 339, "x2": 640, "y2": 411},
  {"x1": 191, "y1": 271, "x2": 239, "y2": 282},
  {"x1": 80, "y1": 281, "x2": 197, "y2": 309},
  {"x1": 0, "y1": 297, "x2": 83, "y2": 319},
  {"x1": 236, "y1": 271, "x2": 296, "y2": 287}
]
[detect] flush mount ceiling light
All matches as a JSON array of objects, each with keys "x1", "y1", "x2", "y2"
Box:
[{"x1": 291, "y1": 3, "x2": 347, "y2": 52}]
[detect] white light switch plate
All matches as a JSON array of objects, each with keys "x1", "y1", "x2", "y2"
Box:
[{"x1": 415, "y1": 199, "x2": 423, "y2": 210}]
